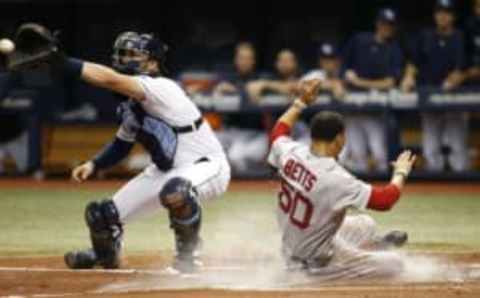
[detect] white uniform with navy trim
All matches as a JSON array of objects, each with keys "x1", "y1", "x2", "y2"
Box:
[
  {"x1": 113, "y1": 76, "x2": 231, "y2": 223},
  {"x1": 268, "y1": 136, "x2": 403, "y2": 279}
]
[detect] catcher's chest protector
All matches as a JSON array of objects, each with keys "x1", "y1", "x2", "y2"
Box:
[{"x1": 117, "y1": 100, "x2": 177, "y2": 171}]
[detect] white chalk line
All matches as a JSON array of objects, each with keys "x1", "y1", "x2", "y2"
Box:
[{"x1": 0, "y1": 265, "x2": 250, "y2": 275}]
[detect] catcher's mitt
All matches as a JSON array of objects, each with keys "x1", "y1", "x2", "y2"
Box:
[{"x1": 8, "y1": 23, "x2": 62, "y2": 71}]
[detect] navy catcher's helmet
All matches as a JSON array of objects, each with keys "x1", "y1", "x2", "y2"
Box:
[{"x1": 112, "y1": 31, "x2": 169, "y2": 75}]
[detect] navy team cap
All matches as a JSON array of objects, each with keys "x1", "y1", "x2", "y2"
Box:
[
  {"x1": 377, "y1": 8, "x2": 397, "y2": 24},
  {"x1": 435, "y1": 0, "x2": 455, "y2": 12},
  {"x1": 318, "y1": 43, "x2": 338, "y2": 58}
]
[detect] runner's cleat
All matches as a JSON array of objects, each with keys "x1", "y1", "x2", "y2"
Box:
[{"x1": 382, "y1": 230, "x2": 408, "y2": 248}]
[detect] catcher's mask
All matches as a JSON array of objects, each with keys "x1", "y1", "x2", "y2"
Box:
[{"x1": 112, "y1": 31, "x2": 169, "y2": 76}]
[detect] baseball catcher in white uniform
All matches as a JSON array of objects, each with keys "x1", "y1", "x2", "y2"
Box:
[
  {"x1": 268, "y1": 80, "x2": 416, "y2": 279},
  {"x1": 8, "y1": 24, "x2": 230, "y2": 272}
]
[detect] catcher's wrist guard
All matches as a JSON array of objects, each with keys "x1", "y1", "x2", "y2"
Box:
[{"x1": 63, "y1": 57, "x2": 84, "y2": 79}]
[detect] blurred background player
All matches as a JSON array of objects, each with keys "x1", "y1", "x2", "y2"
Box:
[
  {"x1": 246, "y1": 48, "x2": 311, "y2": 149},
  {"x1": 246, "y1": 48, "x2": 300, "y2": 102},
  {"x1": 214, "y1": 43, "x2": 270, "y2": 175},
  {"x1": 302, "y1": 42, "x2": 346, "y2": 99},
  {"x1": 0, "y1": 55, "x2": 31, "y2": 176},
  {"x1": 298, "y1": 43, "x2": 346, "y2": 146},
  {"x1": 341, "y1": 8, "x2": 404, "y2": 173},
  {"x1": 213, "y1": 42, "x2": 259, "y2": 96},
  {"x1": 268, "y1": 79, "x2": 415, "y2": 279},
  {"x1": 463, "y1": 0, "x2": 480, "y2": 82},
  {"x1": 402, "y1": 0, "x2": 469, "y2": 172}
]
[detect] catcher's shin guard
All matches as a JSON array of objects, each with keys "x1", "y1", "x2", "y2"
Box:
[
  {"x1": 171, "y1": 209, "x2": 202, "y2": 268},
  {"x1": 160, "y1": 178, "x2": 202, "y2": 272},
  {"x1": 85, "y1": 200, "x2": 123, "y2": 269}
]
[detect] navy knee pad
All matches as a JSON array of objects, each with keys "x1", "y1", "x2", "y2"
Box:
[
  {"x1": 85, "y1": 200, "x2": 121, "y2": 230},
  {"x1": 159, "y1": 177, "x2": 199, "y2": 218},
  {"x1": 160, "y1": 178, "x2": 202, "y2": 259}
]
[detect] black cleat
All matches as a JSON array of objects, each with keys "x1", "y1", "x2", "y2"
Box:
[
  {"x1": 375, "y1": 230, "x2": 408, "y2": 250},
  {"x1": 64, "y1": 249, "x2": 98, "y2": 269},
  {"x1": 98, "y1": 253, "x2": 122, "y2": 269},
  {"x1": 382, "y1": 230, "x2": 408, "y2": 247}
]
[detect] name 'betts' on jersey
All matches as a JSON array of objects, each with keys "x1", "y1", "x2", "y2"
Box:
[{"x1": 268, "y1": 136, "x2": 372, "y2": 263}]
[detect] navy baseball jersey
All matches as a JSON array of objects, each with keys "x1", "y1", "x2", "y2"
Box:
[
  {"x1": 342, "y1": 32, "x2": 404, "y2": 86},
  {"x1": 411, "y1": 28, "x2": 465, "y2": 85},
  {"x1": 464, "y1": 16, "x2": 480, "y2": 67}
]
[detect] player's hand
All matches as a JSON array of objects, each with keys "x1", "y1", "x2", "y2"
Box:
[
  {"x1": 246, "y1": 80, "x2": 267, "y2": 103},
  {"x1": 400, "y1": 75, "x2": 416, "y2": 93},
  {"x1": 391, "y1": 150, "x2": 417, "y2": 177},
  {"x1": 72, "y1": 161, "x2": 95, "y2": 182},
  {"x1": 298, "y1": 79, "x2": 322, "y2": 105},
  {"x1": 344, "y1": 70, "x2": 359, "y2": 84},
  {"x1": 442, "y1": 79, "x2": 455, "y2": 91},
  {"x1": 213, "y1": 82, "x2": 238, "y2": 97},
  {"x1": 442, "y1": 72, "x2": 464, "y2": 92}
]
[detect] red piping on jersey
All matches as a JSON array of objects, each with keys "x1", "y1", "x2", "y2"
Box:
[
  {"x1": 270, "y1": 121, "x2": 292, "y2": 146},
  {"x1": 367, "y1": 184, "x2": 401, "y2": 211}
]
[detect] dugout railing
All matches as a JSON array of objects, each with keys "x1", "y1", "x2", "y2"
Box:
[{"x1": 1, "y1": 87, "x2": 480, "y2": 180}]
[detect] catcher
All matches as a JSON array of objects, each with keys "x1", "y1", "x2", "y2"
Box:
[
  {"x1": 8, "y1": 24, "x2": 232, "y2": 273},
  {"x1": 268, "y1": 79, "x2": 416, "y2": 279}
]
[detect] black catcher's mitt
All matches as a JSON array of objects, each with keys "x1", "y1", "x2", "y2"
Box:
[{"x1": 8, "y1": 23, "x2": 61, "y2": 71}]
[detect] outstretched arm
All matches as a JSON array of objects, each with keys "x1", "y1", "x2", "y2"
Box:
[
  {"x1": 81, "y1": 62, "x2": 145, "y2": 100},
  {"x1": 367, "y1": 150, "x2": 416, "y2": 211},
  {"x1": 270, "y1": 79, "x2": 321, "y2": 145},
  {"x1": 350, "y1": 77, "x2": 396, "y2": 91},
  {"x1": 70, "y1": 60, "x2": 145, "y2": 101}
]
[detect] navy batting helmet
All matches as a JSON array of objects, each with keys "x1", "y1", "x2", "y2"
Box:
[{"x1": 112, "y1": 31, "x2": 169, "y2": 75}]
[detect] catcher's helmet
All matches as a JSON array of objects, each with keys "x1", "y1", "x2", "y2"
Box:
[{"x1": 112, "y1": 31, "x2": 169, "y2": 75}]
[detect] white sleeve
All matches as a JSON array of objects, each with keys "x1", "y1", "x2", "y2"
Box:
[
  {"x1": 134, "y1": 76, "x2": 180, "y2": 107},
  {"x1": 267, "y1": 136, "x2": 298, "y2": 168},
  {"x1": 332, "y1": 174, "x2": 372, "y2": 211}
]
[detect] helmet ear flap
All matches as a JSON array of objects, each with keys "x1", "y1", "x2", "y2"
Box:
[
  {"x1": 144, "y1": 33, "x2": 170, "y2": 75},
  {"x1": 112, "y1": 31, "x2": 170, "y2": 76}
]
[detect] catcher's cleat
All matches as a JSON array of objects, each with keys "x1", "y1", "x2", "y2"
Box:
[
  {"x1": 171, "y1": 226, "x2": 202, "y2": 273},
  {"x1": 97, "y1": 250, "x2": 122, "y2": 269},
  {"x1": 171, "y1": 254, "x2": 202, "y2": 274},
  {"x1": 64, "y1": 249, "x2": 97, "y2": 269}
]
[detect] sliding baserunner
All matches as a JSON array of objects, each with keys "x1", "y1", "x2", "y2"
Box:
[{"x1": 268, "y1": 79, "x2": 416, "y2": 279}]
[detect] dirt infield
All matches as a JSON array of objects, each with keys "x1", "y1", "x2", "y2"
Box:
[
  {"x1": 1, "y1": 179, "x2": 480, "y2": 297},
  {"x1": 1, "y1": 253, "x2": 480, "y2": 298}
]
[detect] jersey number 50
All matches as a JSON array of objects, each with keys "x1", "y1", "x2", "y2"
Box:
[{"x1": 278, "y1": 180, "x2": 314, "y2": 229}]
